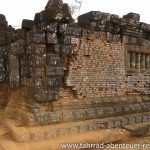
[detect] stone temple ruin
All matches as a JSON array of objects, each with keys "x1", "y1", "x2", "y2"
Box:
[{"x1": 0, "y1": 0, "x2": 149, "y2": 148}]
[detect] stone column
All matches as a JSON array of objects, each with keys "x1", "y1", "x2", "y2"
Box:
[
  {"x1": 140, "y1": 54, "x2": 146, "y2": 70},
  {"x1": 135, "y1": 53, "x2": 141, "y2": 70},
  {"x1": 149, "y1": 54, "x2": 150, "y2": 70},
  {"x1": 148, "y1": 54, "x2": 150, "y2": 69},
  {"x1": 127, "y1": 52, "x2": 131, "y2": 69},
  {"x1": 145, "y1": 54, "x2": 150, "y2": 69},
  {"x1": 130, "y1": 52, "x2": 136, "y2": 69}
]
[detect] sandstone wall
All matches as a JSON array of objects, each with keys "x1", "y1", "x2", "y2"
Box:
[
  {"x1": 0, "y1": 14, "x2": 15, "y2": 107},
  {"x1": 65, "y1": 35, "x2": 126, "y2": 98},
  {"x1": 0, "y1": 1, "x2": 149, "y2": 104},
  {"x1": 0, "y1": 0, "x2": 149, "y2": 127}
]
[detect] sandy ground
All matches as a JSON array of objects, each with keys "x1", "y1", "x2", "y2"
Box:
[{"x1": 0, "y1": 125, "x2": 149, "y2": 150}]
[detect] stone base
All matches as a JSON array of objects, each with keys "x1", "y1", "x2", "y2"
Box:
[{"x1": 4, "y1": 95, "x2": 150, "y2": 126}]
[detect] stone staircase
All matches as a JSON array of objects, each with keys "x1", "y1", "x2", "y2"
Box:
[
  {"x1": 123, "y1": 122, "x2": 150, "y2": 136},
  {"x1": 11, "y1": 95, "x2": 150, "y2": 126},
  {"x1": 3, "y1": 111, "x2": 150, "y2": 143},
  {"x1": 0, "y1": 96, "x2": 150, "y2": 150}
]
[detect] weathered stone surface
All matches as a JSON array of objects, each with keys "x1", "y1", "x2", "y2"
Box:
[
  {"x1": 45, "y1": 0, "x2": 63, "y2": 10},
  {"x1": 123, "y1": 12, "x2": 140, "y2": 22},
  {"x1": 0, "y1": 0, "x2": 149, "y2": 131},
  {"x1": 22, "y1": 19, "x2": 33, "y2": 30}
]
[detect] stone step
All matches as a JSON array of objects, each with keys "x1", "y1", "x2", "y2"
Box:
[
  {"x1": 51, "y1": 96, "x2": 150, "y2": 111},
  {"x1": 4, "y1": 111, "x2": 150, "y2": 143},
  {"x1": 28, "y1": 101, "x2": 150, "y2": 125},
  {"x1": 5, "y1": 96, "x2": 150, "y2": 126},
  {"x1": 122, "y1": 122, "x2": 150, "y2": 136},
  {"x1": 0, "y1": 128, "x2": 129, "y2": 150}
]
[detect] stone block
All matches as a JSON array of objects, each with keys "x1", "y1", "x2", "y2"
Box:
[
  {"x1": 27, "y1": 31, "x2": 46, "y2": 43},
  {"x1": 123, "y1": 12, "x2": 140, "y2": 22}
]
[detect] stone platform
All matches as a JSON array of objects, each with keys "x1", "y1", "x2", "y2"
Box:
[{"x1": 0, "y1": 96, "x2": 149, "y2": 143}]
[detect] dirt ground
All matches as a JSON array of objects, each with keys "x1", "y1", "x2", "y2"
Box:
[
  {"x1": 0, "y1": 125, "x2": 150, "y2": 150},
  {"x1": 102, "y1": 136, "x2": 150, "y2": 150}
]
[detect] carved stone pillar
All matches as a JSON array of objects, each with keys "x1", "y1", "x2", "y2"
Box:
[
  {"x1": 148, "y1": 54, "x2": 150, "y2": 69},
  {"x1": 135, "y1": 53, "x2": 141, "y2": 70},
  {"x1": 141, "y1": 54, "x2": 146, "y2": 70},
  {"x1": 145, "y1": 54, "x2": 150, "y2": 69},
  {"x1": 127, "y1": 52, "x2": 131, "y2": 69},
  {"x1": 130, "y1": 52, "x2": 136, "y2": 69}
]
